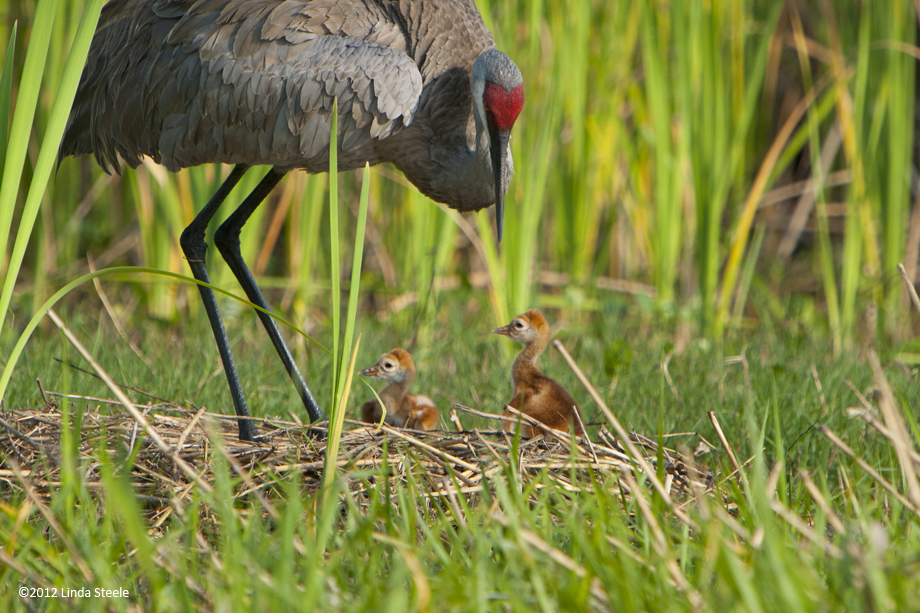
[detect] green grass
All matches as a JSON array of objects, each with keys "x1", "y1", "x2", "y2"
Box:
[
  {"x1": 1, "y1": 296, "x2": 920, "y2": 610},
  {"x1": 2, "y1": 0, "x2": 920, "y2": 610}
]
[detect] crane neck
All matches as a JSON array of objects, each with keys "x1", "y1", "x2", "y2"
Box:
[
  {"x1": 386, "y1": 81, "x2": 509, "y2": 214},
  {"x1": 511, "y1": 335, "x2": 547, "y2": 386},
  {"x1": 378, "y1": 371, "x2": 414, "y2": 407}
]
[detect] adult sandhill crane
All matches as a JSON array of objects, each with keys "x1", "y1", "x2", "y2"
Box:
[{"x1": 59, "y1": 0, "x2": 524, "y2": 441}]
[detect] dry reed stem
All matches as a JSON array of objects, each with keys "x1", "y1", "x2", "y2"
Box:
[
  {"x1": 662, "y1": 353, "x2": 683, "y2": 406},
  {"x1": 606, "y1": 534, "x2": 654, "y2": 570},
  {"x1": 769, "y1": 498, "x2": 842, "y2": 558},
  {"x1": 845, "y1": 379, "x2": 877, "y2": 414},
  {"x1": 372, "y1": 532, "x2": 431, "y2": 609},
  {"x1": 376, "y1": 425, "x2": 481, "y2": 473},
  {"x1": 777, "y1": 122, "x2": 842, "y2": 261},
  {"x1": 898, "y1": 263, "x2": 920, "y2": 316},
  {"x1": 868, "y1": 351, "x2": 920, "y2": 507},
  {"x1": 620, "y1": 470, "x2": 704, "y2": 610},
  {"x1": 175, "y1": 405, "x2": 207, "y2": 453},
  {"x1": 47, "y1": 309, "x2": 214, "y2": 493},
  {"x1": 800, "y1": 470, "x2": 846, "y2": 536},
  {"x1": 0, "y1": 414, "x2": 54, "y2": 460},
  {"x1": 811, "y1": 364, "x2": 828, "y2": 414},
  {"x1": 553, "y1": 340, "x2": 696, "y2": 529},
  {"x1": 452, "y1": 402, "x2": 518, "y2": 426},
  {"x1": 819, "y1": 425, "x2": 920, "y2": 519},
  {"x1": 88, "y1": 254, "x2": 151, "y2": 368},
  {"x1": 205, "y1": 419, "x2": 280, "y2": 521},
  {"x1": 757, "y1": 169, "x2": 851, "y2": 210},
  {"x1": 8, "y1": 459, "x2": 94, "y2": 582},
  {"x1": 489, "y1": 511, "x2": 611, "y2": 610},
  {"x1": 708, "y1": 411, "x2": 744, "y2": 486},
  {"x1": 572, "y1": 405, "x2": 598, "y2": 462},
  {"x1": 765, "y1": 462, "x2": 783, "y2": 500},
  {"x1": 0, "y1": 546, "x2": 54, "y2": 590},
  {"x1": 846, "y1": 405, "x2": 920, "y2": 469},
  {"x1": 0, "y1": 396, "x2": 710, "y2": 522},
  {"x1": 440, "y1": 474, "x2": 468, "y2": 529},
  {"x1": 501, "y1": 405, "x2": 584, "y2": 450},
  {"x1": 448, "y1": 406, "x2": 464, "y2": 431}
]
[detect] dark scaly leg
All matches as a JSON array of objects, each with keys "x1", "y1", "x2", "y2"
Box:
[
  {"x1": 214, "y1": 168, "x2": 325, "y2": 423},
  {"x1": 179, "y1": 164, "x2": 259, "y2": 442}
]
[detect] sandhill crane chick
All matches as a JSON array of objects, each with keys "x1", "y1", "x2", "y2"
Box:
[
  {"x1": 492, "y1": 310, "x2": 584, "y2": 437},
  {"x1": 359, "y1": 349, "x2": 439, "y2": 430}
]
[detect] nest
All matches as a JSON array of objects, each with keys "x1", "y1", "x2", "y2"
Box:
[{"x1": 0, "y1": 392, "x2": 715, "y2": 519}]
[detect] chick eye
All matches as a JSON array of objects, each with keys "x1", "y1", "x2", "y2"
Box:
[
  {"x1": 384, "y1": 361, "x2": 394, "y2": 369},
  {"x1": 514, "y1": 321, "x2": 524, "y2": 329}
]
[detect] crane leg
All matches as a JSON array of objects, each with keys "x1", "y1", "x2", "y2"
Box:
[
  {"x1": 214, "y1": 168, "x2": 325, "y2": 423},
  {"x1": 179, "y1": 164, "x2": 260, "y2": 442}
]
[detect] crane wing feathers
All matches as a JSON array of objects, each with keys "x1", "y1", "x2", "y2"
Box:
[{"x1": 61, "y1": 0, "x2": 423, "y2": 173}]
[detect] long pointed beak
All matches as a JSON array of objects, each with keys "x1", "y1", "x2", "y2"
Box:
[
  {"x1": 490, "y1": 129, "x2": 510, "y2": 243},
  {"x1": 492, "y1": 324, "x2": 513, "y2": 337},
  {"x1": 358, "y1": 365, "x2": 379, "y2": 378}
]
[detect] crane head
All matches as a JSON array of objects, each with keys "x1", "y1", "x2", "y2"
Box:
[
  {"x1": 473, "y1": 50, "x2": 524, "y2": 243},
  {"x1": 492, "y1": 309, "x2": 548, "y2": 346},
  {"x1": 358, "y1": 348, "x2": 415, "y2": 384}
]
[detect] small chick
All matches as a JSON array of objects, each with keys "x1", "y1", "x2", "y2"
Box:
[
  {"x1": 493, "y1": 309, "x2": 584, "y2": 437},
  {"x1": 358, "y1": 348, "x2": 439, "y2": 430}
]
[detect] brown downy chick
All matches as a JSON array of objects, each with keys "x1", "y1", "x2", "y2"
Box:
[
  {"x1": 492, "y1": 310, "x2": 584, "y2": 438},
  {"x1": 358, "y1": 348, "x2": 439, "y2": 430}
]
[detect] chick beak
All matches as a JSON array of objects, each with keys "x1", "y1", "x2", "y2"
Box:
[
  {"x1": 492, "y1": 323, "x2": 513, "y2": 337},
  {"x1": 358, "y1": 365, "x2": 379, "y2": 378}
]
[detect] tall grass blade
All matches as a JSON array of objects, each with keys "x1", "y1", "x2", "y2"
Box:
[
  {"x1": 641, "y1": 2, "x2": 680, "y2": 304},
  {"x1": 0, "y1": 0, "x2": 103, "y2": 332},
  {"x1": 710, "y1": 4, "x2": 782, "y2": 336},
  {"x1": 340, "y1": 164, "x2": 371, "y2": 373},
  {"x1": 881, "y1": 2, "x2": 915, "y2": 334},
  {"x1": 730, "y1": 223, "x2": 765, "y2": 328},
  {"x1": 0, "y1": 0, "x2": 59, "y2": 306},
  {"x1": 328, "y1": 101, "x2": 341, "y2": 398},
  {"x1": 324, "y1": 163, "x2": 372, "y2": 493},
  {"x1": 0, "y1": 22, "x2": 17, "y2": 176},
  {"x1": 840, "y1": 11, "x2": 872, "y2": 346}
]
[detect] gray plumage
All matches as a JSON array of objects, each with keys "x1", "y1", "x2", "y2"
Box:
[
  {"x1": 58, "y1": 0, "x2": 524, "y2": 441},
  {"x1": 60, "y1": 0, "x2": 524, "y2": 213}
]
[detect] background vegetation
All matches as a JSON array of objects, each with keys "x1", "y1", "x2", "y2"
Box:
[
  {"x1": 2, "y1": 0, "x2": 919, "y2": 347},
  {"x1": 1, "y1": 0, "x2": 920, "y2": 611}
]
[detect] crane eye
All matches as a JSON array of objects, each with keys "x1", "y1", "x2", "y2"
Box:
[
  {"x1": 514, "y1": 321, "x2": 524, "y2": 329},
  {"x1": 384, "y1": 361, "x2": 394, "y2": 369}
]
